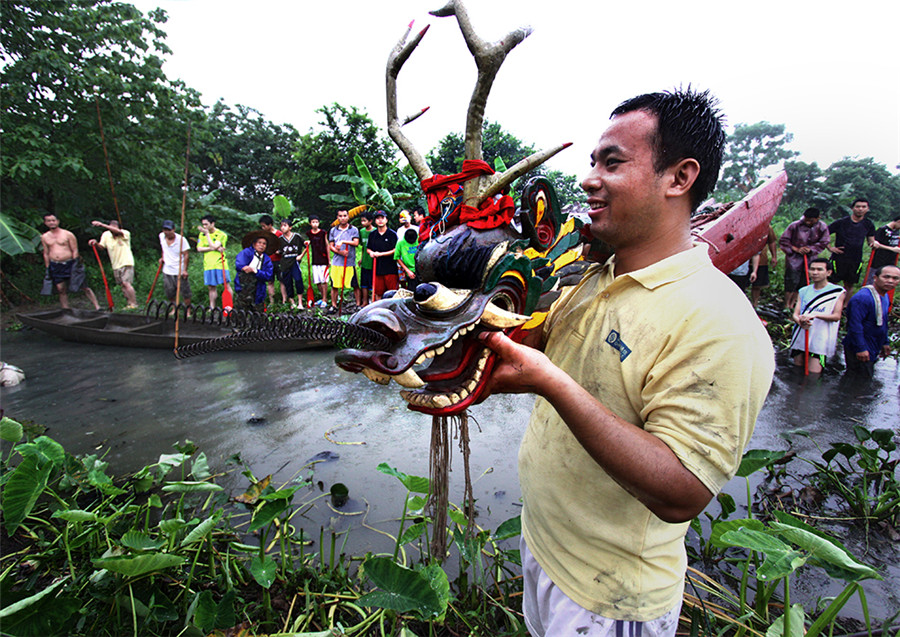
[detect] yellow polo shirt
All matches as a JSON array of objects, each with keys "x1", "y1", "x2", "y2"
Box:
[
  {"x1": 519, "y1": 245, "x2": 774, "y2": 621},
  {"x1": 198, "y1": 230, "x2": 228, "y2": 271},
  {"x1": 98, "y1": 229, "x2": 134, "y2": 270}
]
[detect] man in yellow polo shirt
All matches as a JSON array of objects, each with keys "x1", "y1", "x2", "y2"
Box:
[
  {"x1": 479, "y1": 89, "x2": 774, "y2": 636},
  {"x1": 89, "y1": 219, "x2": 138, "y2": 309}
]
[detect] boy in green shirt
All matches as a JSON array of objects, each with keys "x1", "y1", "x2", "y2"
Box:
[
  {"x1": 394, "y1": 227, "x2": 419, "y2": 291},
  {"x1": 358, "y1": 211, "x2": 375, "y2": 306}
]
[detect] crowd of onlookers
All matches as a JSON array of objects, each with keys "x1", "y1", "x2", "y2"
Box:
[{"x1": 728, "y1": 199, "x2": 899, "y2": 377}]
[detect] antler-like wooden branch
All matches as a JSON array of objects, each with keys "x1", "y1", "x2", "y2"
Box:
[
  {"x1": 431, "y1": 0, "x2": 569, "y2": 207},
  {"x1": 387, "y1": 22, "x2": 434, "y2": 182}
]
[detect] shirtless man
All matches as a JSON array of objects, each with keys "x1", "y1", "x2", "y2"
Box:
[{"x1": 40, "y1": 213, "x2": 100, "y2": 310}]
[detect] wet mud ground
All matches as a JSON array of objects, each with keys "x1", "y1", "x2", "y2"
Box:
[{"x1": 2, "y1": 329, "x2": 898, "y2": 622}]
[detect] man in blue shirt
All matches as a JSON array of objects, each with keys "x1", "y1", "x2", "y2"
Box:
[{"x1": 843, "y1": 264, "x2": 900, "y2": 377}]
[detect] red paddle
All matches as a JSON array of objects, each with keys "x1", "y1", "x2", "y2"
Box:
[
  {"x1": 91, "y1": 243, "x2": 114, "y2": 311},
  {"x1": 220, "y1": 251, "x2": 232, "y2": 313},
  {"x1": 306, "y1": 246, "x2": 314, "y2": 308},
  {"x1": 803, "y1": 254, "x2": 810, "y2": 376},
  {"x1": 146, "y1": 261, "x2": 163, "y2": 304}
]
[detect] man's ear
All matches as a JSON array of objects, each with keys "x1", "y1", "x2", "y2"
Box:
[{"x1": 665, "y1": 158, "x2": 700, "y2": 199}]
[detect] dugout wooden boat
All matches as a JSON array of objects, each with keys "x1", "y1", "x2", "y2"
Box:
[
  {"x1": 17, "y1": 308, "x2": 330, "y2": 352},
  {"x1": 692, "y1": 171, "x2": 788, "y2": 274}
]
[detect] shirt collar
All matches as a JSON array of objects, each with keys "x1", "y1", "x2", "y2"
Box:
[{"x1": 604, "y1": 244, "x2": 711, "y2": 291}]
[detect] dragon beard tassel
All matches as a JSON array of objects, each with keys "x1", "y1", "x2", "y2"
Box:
[{"x1": 428, "y1": 412, "x2": 475, "y2": 561}]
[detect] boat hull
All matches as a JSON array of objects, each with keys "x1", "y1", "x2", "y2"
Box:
[{"x1": 17, "y1": 309, "x2": 329, "y2": 352}]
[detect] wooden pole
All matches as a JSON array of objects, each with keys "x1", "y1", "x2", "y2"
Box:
[
  {"x1": 94, "y1": 95, "x2": 123, "y2": 227},
  {"x1": 175, "y1": 125, "x2": 191, "y2": 350}
]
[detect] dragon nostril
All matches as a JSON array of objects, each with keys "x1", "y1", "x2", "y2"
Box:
[{"x1": 414, "y1": 282, "x2": 438, "y2": 303}]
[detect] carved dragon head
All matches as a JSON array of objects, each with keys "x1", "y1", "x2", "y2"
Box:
[{"x1": 332, "y1": 1, "x2": 584, "y2": 415}]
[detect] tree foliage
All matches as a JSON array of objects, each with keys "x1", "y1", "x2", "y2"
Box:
[
  {"x1": 717, "y1": 122, "x2": 798, "y2": 198},
  {"x1": 0, "y1": 0, "x2": 203, "y2": 251},
  {"x1": 278, "y1": 104, "x2": 396, "y2": 223},
  {"x1": 820, "y1": 158, "x2": 900, "y2": 222},
  {"x1": 426, "y1": 120, "x2": 582, "y2": 206},
  {"x1": 190, "y1": 101, "x2": 300, "y2": 217}
]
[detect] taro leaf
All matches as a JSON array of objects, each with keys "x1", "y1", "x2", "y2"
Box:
[
  {"x1": 88, "y1": 468, "x2": 127, "y2": 496},
  {"x1": 718, "y1": 528, "x2": 807, "y2": 581},
  {"x1": 258, "y1": 484, "x2": 301, "y2": 501},
  {"x1": 494, "y1": 515, "x2": 521, "y2": 541},
  {"x1": 768, "y1": 520, "x2": 880, "y2": 582},
  {"x1": 455, "y1": 531, "x2": 486, "y2": 567},
  {"x1": 181, "y1": 514, "x2": 221, "y2": 547},
  {"x1": 233, "y1": 475, "x2": 272, "y2": 504},
  {"x1": 377, "y1": 463, "x2": 430, "y2": 494},
  {"x1": 51, "y1": 509, "x2": 99, "y2": 524},
  {"x1": 828, "y1": 442, "x2": 857, "y2": 460},
  {"x1": 407, "y1": 495, "x2": 428, "y2": 513},
  {"x1": 2, "y1": 454, "x2": 52, "y2": 535},
  {"x1": 93, "y1": 553, "x2": 185, "y2": 577},
  {"x1": 121, "y1": 530, "x2": 166, "y2": 552},
  {"x1": 0, "y1": 578, "x2": 79, "y2": 637},
  {"x1": 0, "y1": 577, "x2": 68, "y2": 619},
  {"x1": 765, "y1": 603, "x2": 806, "y2": 637},
  {"x1": 504, "y1": 548, "x2": 522, "y2": 566},
  {"x1": 248, "y1": 498, "x2": 288, "y2": 532},
  {"x1": 419, "y1": 563, "x2": 450, "y2": 619},
  {"x1": 871, "y1": 429, "x2": 896, "y2": 451},
  {"x1": 193, "y1": 589, "x2": 236, "y2": 632},
  {"x1": 358, "y1": 556, "x2": 443, "y2": 618},
  {"x1": 0, "y1": 416, "x2": 23, "y2": 443},
  {"x1": 447, "y1": 508, "x2": 468, "y2": 527},
  {"x1": 161, "y1": 481, "x2": 223, "y2": 493},
  {"x1": 398, "y1": 521, "x2": 427, "y2": 546},
  {"x1": 717, "y1": 492, "x2": 736, "y2": 518},
  {"x1": 852, "y1": 425, "x2": 871, "y2": 443},
  {"x1": 16, "y1": 436, "x2": 65, "y2": 467},
  {"x1": 737, "y1": 449, "x2": 787, "y2": 477},
  {"x1": 191, "y1": 452, "x2": 211, "y2": 480},
  {"x1": 249, "y1": 555, "x2": 277, "y2": 589},
  {"x1": 157, "y1": 452, "x2": 190, "y2": 471},
  {"x1": 159, "y1": 517, "x2": 187, "y2": 536},
  {"x1": 709, "y1": 518, "x2": 765, "y2": 549}
]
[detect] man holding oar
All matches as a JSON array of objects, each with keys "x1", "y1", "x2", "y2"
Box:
[
  {"x1": 789, "y1": 257, "x2": 845, "y2": 374},
  {"x1": 40, "y1": 213, "x2": 101, "y2": 311},
  {"x1": 158, "y1": 220, "x2": 191, "y2": 306},
  {"x1": 89, "y1": 219, "x2": 138, "y2": 309},
  {"x1": 478, "y1": 89, "x2": 774, "y2": 637}
]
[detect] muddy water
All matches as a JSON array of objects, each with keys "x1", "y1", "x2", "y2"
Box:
[{"x1": 2, "y1": 330, "x2": 898, "y2": 621}]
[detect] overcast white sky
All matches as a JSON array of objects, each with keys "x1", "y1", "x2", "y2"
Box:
[{"x1": 131, "y1": 0, "x2": 899, "y2": 184}]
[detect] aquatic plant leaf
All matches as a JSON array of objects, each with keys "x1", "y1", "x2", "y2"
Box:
[
  {"x1": 871, "y1": 428, "x2": 896, "y2": 451},
  {"x1": 2, "y1": 454, "x2": 52, "y2": 535},
  {"x1": 765, "y1": 603, "x2": 806, "y2": 637},
  {"x1": 16, "y1": 436, "x2": 65, "y2": 467},
  {"x1": 182, "y1": 514, "x2": 221, "y2": 547},
  {"x1": 259, "y1": 485, "x2": 301, "y2": 501},
  {"x1": 447, "y1": 508, "x2": 468, "y2": 527},
  {"x1": 709, "y1": 518, "x2": 765, "y2": 549},
  {"x1": 51, "y1": 509, "x2": 99, "y2": 524},
  {"x1": 719, "y1": 528, "x2": 807, "y2": 580},
  {"x1": 377, "y1": 463, "x2": 430, "y2": 494},
  {"x1": 737, "y1": 449, "x2": 787, "y2": 477},
  {"x1": 191, "y1": 452, "x2": 211, "y2": 480},
  {"x1": 407, "y1": 495, "x2": 428, "y2": 513},
  {"x1": 161, "y1": 481, "x2": 223, "y2": 493},
  {"x1": 768, "y1": 521, "x2": 881, "y2": 582},
  {"x1": 249, "y1": 555, "x2": 277, "y2": 589},
  {"x1": 248, "y1": 498, "x2": 288, "y2": 532},
  {"x1": 159, "y1": 517, "x2": 187, "y2": 536},
  {"x1": 193, "y1": 589, "x2": 236, "y2": 632},
  {"x1": 93, "y1": 553, "x2": 185, "y2": 577},
  {"x1": 88, "y1": 469, "x2": 127, "y2": 496},
  {"x1": 233, "y1": 475, "x2": 272, "y2": 504},
  {"x1": 398, "y1": 521, "x2": 427, "y2": 546},
  {"x1": 493, "y1": 515, "x2": 521, "y2": 541},
  {"x1": 0, "y1": 416, "x2": 23, "y2": 443},
  {"x1": 804, "y1": 582, "x2": 859, "y2": 637},
  {"x1": 419, "y1": 563, "x2": 450, "y2": 619},
  {"x1": 358, "y1": 556, "x2": 443, "y2": 618},
  {"x1": 0, "y1": 577, "x2": 68, "y2": 619},
  {"x1": 121, "y1": 530, "x2": 166, "y2": 551},
  {"x1": 852, "y1": 425, "x2": 871, "y2": 443}
]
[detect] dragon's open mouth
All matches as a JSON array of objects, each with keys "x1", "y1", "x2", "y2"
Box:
[{"x1": 335, "y1": 281, "x2": 529, "y2": 416}]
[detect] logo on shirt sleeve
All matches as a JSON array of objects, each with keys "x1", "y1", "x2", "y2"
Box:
[{"x1": 605, "y1": 330, "x2": 632, "y2": 362}]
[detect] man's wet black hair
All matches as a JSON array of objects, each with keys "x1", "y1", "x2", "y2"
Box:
[
  {"x1": 874, "y1": 264, "x2": 900, "y2": 277},
  {"x1": 259, "y1": 214, "x2": 274, "y2": 226},
  {"x1": 803, "y1": 207, "x2": 820, "y2": 219},
  {"x1": 851, "y1": 198, "x2": 868, "y2": 207},
  {"x1": 611, "y1": 88, "x2": 725, "y2": 210},
  {"x1": 809, "y1": 257, "x2": 831, "y2": 269},
  {"x1": 201, "y1": 214, "x2": 216, "y2": 224}
]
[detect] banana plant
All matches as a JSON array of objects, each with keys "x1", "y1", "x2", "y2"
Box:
[
  {"x1": 0, "y1": 212, "x2": 41, "y2": 256},
  {"x1": 322, "y1": 154, "x2": 421, "y2": 216}
]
